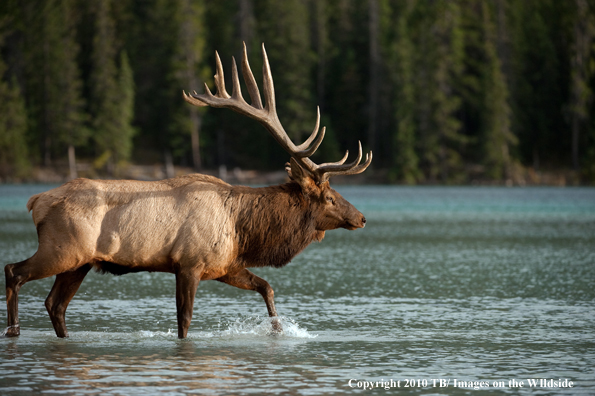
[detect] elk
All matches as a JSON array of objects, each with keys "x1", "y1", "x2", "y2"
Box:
[{"x1": 3, "y1": 43, "x2": 372, "y2": 339}]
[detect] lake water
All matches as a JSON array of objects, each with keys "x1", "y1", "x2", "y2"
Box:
[{"x1": 1, "y1": 184, "x2": 594, "y2": 395}]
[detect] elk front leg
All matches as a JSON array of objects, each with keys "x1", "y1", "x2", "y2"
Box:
[
  {"x1": 217, "y1": 269, "x2": 281, "y2": 332},
  {"x1": 175, "y1": 269, "x2": 201, "y2": 339},
  {"x1": 45, "y1": 265, "x2": 91, "y2": 338}
]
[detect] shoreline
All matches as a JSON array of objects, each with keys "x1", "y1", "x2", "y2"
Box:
[{"x1": 0, "y1": 163, "x2": 589, "y2": 187}]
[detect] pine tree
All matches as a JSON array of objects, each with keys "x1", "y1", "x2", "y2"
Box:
[
  {"x1": 309, "y1": 0, "x2": 341, "y2": 163},
  {"x1": 0, "y1": 50, "x2": 30, "y2": 180},
  {"x1": 89, "y1": 0, "x2": 135, "y2": 175},
  {"x1": 413, "y1": 0, "x2": 466, "y2": 183},
  {"x1": 391, "y1": 0, "x2": 420, "y2": 184},
  {"x1": 325, "y1": 0, "x2": 369, "y2": 163},
  {"x1": 569, "y1": 0, "x2": 594, "y2": 172},
  {"x1": 368, "y1": 0, "x2": 380, "y2": 156},
  {"x1": 115, "y1": 51, "x2": 136, "y2": 163},
  {"x1": 508, "y1": 0, "x2": 568, "y2": 169},
  {"x1": 172, "y1": 0, "x2": 207, "y2": 171},
  {"x1": 19, "y1": 0, "x2": 87, "y2": 171},
  {"x1": 479, "y1": 1, "x2": 516, "y2": 180}
]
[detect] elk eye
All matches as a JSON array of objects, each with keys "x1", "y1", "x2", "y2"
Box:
[{"x1": 326, "y1": 196, "x2": 335, "y2": 205}]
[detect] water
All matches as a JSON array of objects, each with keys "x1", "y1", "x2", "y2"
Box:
[{"x1": 1, "y1": 184, "x2": 594, "y2": 395}]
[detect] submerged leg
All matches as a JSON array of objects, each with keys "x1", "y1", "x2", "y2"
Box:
[
  {"x1": 4, "y1": 261, "x2": 24, "y2": 337},
  {"x1": 5, "y1": 249, "x2": 84, "y2": 337},
  {"x1": 175, "y1": 269, "x2": 201, "y2": 339},
  {"x1": 4, "y1": 256, "x2": 56, "y2": 336},
  {"x1": 45, "y1": 264, "x2": 91, "y2": 338},
  {"x1": 217, "y1": 269, "x2": 281, "y2": 332}
]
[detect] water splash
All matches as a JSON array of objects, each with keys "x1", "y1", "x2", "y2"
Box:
[
  {"x1": 214, "y1": 316, "x2": 317, "y2": 339},
  {"x1": 137, "y1": 329, "x2": 176, "y2": 338},
  {"x1": 131, "y1": 317, "x2": 317, "y2": 340}
]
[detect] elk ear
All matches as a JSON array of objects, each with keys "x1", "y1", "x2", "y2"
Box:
[{"x1": 287, "y1": 157, "x2": 318, "y2": 195}]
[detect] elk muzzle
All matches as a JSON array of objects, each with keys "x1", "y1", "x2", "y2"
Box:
[{"x1": 344, "y1": 212, "x2": 366, "y2": 230}]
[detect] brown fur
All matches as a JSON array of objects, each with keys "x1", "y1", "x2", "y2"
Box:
[{"x1": 4, "y1": 171, "x2": 366, "y2": 338}]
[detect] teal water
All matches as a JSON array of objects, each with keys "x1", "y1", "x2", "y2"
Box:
[{"x1": 1, "y1": 185, "x2": 594, "y2": 395}]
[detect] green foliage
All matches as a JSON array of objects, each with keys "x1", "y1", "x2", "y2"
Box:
[
  {"x1": 14, "y1": 0, "x2": 88, "y2": 166},
  {"x1": 89, "y1": 1, "x2": 135, "y2": 173},
  {"x1": 390, "y1": 0, "x2": 420, "y2": 184},
  {"x1": 508, "y1": 0, "x2": 569, "y2": 168},
  {"x1": 1, "y1": 0, "x2": 595, "y2": 183},
  {"x1": 0, "y1": 15, "x2": 30, "y2": 179},
  {"x1": 0, "y1": 70, "x2": 30, "y2": 179}
]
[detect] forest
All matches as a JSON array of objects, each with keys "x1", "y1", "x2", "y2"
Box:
[{"x1": 0, "y1": 0, "x2": 594, "y2": 185}]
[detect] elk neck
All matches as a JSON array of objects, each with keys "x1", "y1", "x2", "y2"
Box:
[{"x1": 228, "y1": 181, "x2": 325, "y2": 269}]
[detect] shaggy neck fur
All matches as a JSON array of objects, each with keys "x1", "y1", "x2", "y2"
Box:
[{"x1": 229, "y1": 182, "x2": 325, "y2": 268}]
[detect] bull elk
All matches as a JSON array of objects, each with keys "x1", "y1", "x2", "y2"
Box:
[{"x1": 3, "y1": 43, "x2": 372, "y2": 339}]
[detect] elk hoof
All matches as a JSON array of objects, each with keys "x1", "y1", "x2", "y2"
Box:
[
  {"x1": 2, "y1": 325, "x2": 20, "y2": 337},
  {"x1": 269, "y1": 318, "x2": 283, "y2": 335}
]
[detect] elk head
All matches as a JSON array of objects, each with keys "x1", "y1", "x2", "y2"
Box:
[{"x1": 183, "y1": 43, "x2": 372, "y2": 231}]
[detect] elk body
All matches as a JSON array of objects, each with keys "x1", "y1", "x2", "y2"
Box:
[{"x1": 3, "y1": 44, "x2": 371, "y2": 339}]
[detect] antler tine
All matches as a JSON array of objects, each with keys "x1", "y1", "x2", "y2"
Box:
[
  {"x1": 319, "y1": 150, "x2": 349, "y2": 167},
  {"x1": 230, "y1": 57, "x2": 245, "y2": 102},
  {"x1": 242, "y1": 42, "x2": 263, "y2": 109},
  {"x1": 296, "y1": 106, "x2": 321, "y2": 152},
  {"x1": 319, "y1": 147, "x2": 373, "y2": 182},
  {"x1": 300, "y1": 127, "x2": 326, "y2": 157},
  {"x1": 334, "y1": 141, "x2": 364, "y2": 171},
  {"x1": 261, "y1": 43, "x2": 276, "y2": 112},
  {"x1": 214, "y1": 51, "x2": 231, "y2": 99},
  {"x1": 182, "y1": 90, "x2": 208, "y2": 107}
]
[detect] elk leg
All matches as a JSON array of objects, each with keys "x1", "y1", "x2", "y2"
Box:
[
  {"x1": 175, "y1": 270, "x2": 201, "y2": 339},
  {"x1": 4, "y1": 261, "x2": 25, "y2": 337},
  {"x1": 45, "y1": 264, "x2": 91, "y2": 338},
  {"x1": 5, "y1": 251, "x2": 83, "y2": 337},
  {"x1": 4, "y1": 258, "x2": 45, "y2": 337},
  {"x1": 217, "y1": 269, "x2": 281, "y2": 332}
]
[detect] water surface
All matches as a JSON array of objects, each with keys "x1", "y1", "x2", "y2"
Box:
[{"x1": 1, "y1": 185, "x2": 594, "y2": 395}]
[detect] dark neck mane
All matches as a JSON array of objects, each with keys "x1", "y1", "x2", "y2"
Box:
[{"x1": 229, "y1": 182, "x2": 324, "y2": 268}]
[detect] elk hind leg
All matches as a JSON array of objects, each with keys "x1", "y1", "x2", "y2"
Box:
[
  {"x1": 4, "y1": 260, "x2": 26, "y2": 337},
  {"x1": 45, "y1": 264, "x2": 91, "y2": 338},
  {"x1": 4, "y1": 252, "x2": 82, "y2": 337},
  {"x1": 217, "y1": 269, "x2": 281, "y2": 333}
]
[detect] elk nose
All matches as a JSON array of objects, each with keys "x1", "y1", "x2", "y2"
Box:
[{"x1": 361, "y1": 215, "x2": 367, "y2": 227}]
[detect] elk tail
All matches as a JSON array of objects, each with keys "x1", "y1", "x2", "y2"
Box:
[{"x1": 26, "y1": 193, "x2": 42, "y2": 212}]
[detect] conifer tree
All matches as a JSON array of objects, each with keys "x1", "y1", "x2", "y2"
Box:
[
  {"x1": 19, "y1": 0, "x2": 87, "y2": 171},
  {"x1": 508, "y1": 0, "x2": 567, "y2": 169},
  {"x1": 172, "y1": 0, "x2": 207, "y2": 171},
  {"x1": 391, "y1": 0, "x2": 420, "y2": 184},
  {"x1": 89, "y1": 0, "x2": 135, "y2": 174},
  {"x1": 0, "y1": 51, "x2": 30, "y2": 180},
  {"x1": 325, "y1": 0, "x2": 369, "y2": 160},
  {"x1": 414, "y1": 0, "x2": 466, "y2": 182},
  {"x1": 115, "y1": 51, "x2": 136, "y2": 163},
  {"x1": 568, "y1": 0, "x2": 594, "y2": 172},
  {"x1": 479, "y1": 1, "x2": 516, "y2": 181}
]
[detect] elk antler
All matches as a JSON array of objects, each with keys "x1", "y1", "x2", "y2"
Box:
[{"x1": 183, "y1": 43, "x2": 372, "y2": 184}]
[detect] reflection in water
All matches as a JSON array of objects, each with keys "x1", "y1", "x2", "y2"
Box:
[{"x1": 1, "y1": 186, "x2": 595, "y2": 394}]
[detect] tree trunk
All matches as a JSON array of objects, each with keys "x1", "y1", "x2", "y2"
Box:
[
  {"x1": 368, "y1": 0, "x2": 379, "y2": 155},
  {"x1": 165, "y1": 150, "x2": 175, "y2": 179},
  {"x1": 68, "y1": 145, "x2": 77, "y2": 180}
]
